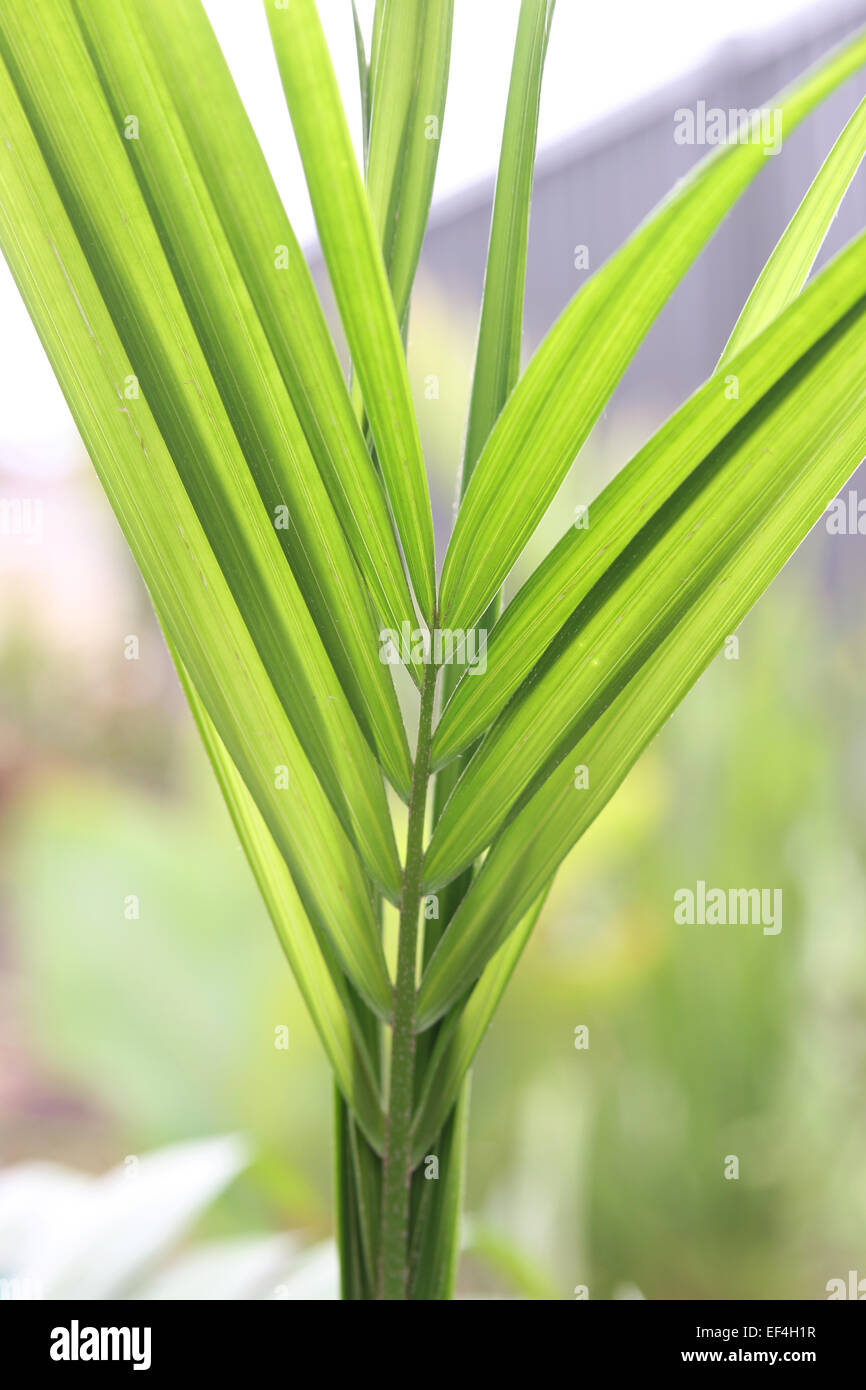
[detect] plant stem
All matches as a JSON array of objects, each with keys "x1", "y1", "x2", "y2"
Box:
[{"x1": 377, "y1": 658, "x2": 437, "y2": 1298}]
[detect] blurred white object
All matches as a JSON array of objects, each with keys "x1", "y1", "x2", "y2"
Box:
[{"x1": 0, "y1": 1135, "x2": 337, "y2": 1300}]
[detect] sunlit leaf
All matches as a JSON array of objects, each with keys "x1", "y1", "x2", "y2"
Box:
[{"x1": 267, "y1": 0, "x2": 437, "y2": 621}]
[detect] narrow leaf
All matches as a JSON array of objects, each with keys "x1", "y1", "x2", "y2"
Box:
[
  {"x1": 352, "y1": 2, "x2": 372, "y2": 167},
  {"x1": 346, "y1": 1113, "x2": 382, "y2": 1292},
  {"x1": 366, "y1": 0, "x2": 454, "y2": 327},
  {"x1": 335, "y1": 1092, "x2": 368, "y2": 1299},
  {"x1": 720, "y1": 93, "x2": 866, "y2": 363},
  {"x1": 408, "y1": 1077, "x2": 469, "y2": 1299},
  {"x1": 267, "y1": 0, "x2": 436, "y2": 620},
  {"x1": 461, "y1": 0, "x2": 555, "y2": 484},
  {"x1": 427, "y1": 0, "x2": 555, "y2": 969}
]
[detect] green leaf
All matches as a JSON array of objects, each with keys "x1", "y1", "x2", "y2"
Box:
[
  {"x1": 368, "y1": 0, "x2": 387, "y2": 126},
  {"x1": 438, "y1": 27, "x2": 866, "y2": 633},
  {"x1": 461, "y1": 0, "x2": 555, "y2": 484},
  {"x1": 0, "y1": 0, "x2": 402, "y2": 898},
  {"x1": 346, "y1": 1109, "x2": 382, "y2": 1292},
  {"x1": 432, "y1": 228, "x2": 866, "y2": 771},
  {"x1": 412, "y1": 891, "x2": 547, "y2": 1159},
  {"x1": 335, "y1": 1082, "x2": 382, "y2": 1297},
  {"x1": 366, "y1": 0, "x2": 454, "y2": 328},
  {"x1": 335, "y1": 1091, "x2": 369, "y2": 1299},
  {"x1": 267, "y1": 0, "x2": 437, "y2": 621},
  {"x1": 352, "y1": 2, "x2": 372, "y2": 167},
  {"x1": 408, "y1": 1077, "x2": 469, "y2": 1299},
  {"x1": 74, "y1": 0, "x2": 412, "y2": 803},
  {"x1": 417, "y1": 289, "x2": 866, "y2": 1025},
  {"x1": 0, "y1": 20, "x2": 393, "y2": 1018},
  {"x1": 720, "y1": 93, "x2": 866, "y2": 364},
  {"x1": 177, "y1": 656, "x2": 385, "y2": 1153},
  {"x1": 140, "y1": 0, "x2": 419, "y2": 665}
]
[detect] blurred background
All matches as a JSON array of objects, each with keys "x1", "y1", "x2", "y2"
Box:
[{"x1": 1, "y1": 0, "x2": 865, "y2": 1299}]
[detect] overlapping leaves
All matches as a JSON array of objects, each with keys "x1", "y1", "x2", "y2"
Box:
[{"x1": 2, "y1": 0, "x2": 866, "y2": 1298}]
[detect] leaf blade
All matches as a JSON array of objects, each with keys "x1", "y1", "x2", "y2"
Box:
[
  {"x1": 461, "y1": 0, "x2": 555, "y2": 483},
  {"x1": 408, "y1": 1076, "x2": 469, "y2": 1299},
  {"x1": 720, "y1": 93, "x2": 866, "y2": 364},
  {"x1": 366, "y1": 0, "x2": 454, "y2": 327},
  {"x1": 351, "y1": 1, "x2": 372, "y2": 167},
  {"x1": 267, "y1": 0, "x2": 436, "y2": 620}
]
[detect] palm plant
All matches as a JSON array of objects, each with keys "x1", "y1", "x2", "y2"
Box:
[{"x1": 1, "y1": 0, "x2": 865, "y2": 1300}]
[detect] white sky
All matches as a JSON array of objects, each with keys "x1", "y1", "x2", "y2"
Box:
[{"x1": 0, "y1": 0, "x2": 836, "y2": 464}]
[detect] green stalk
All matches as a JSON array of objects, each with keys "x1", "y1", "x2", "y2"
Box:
[
  {"x1": 378, "y1": 659, "x2": 438, "y2": 1298},
  {"x1": 335, "y1": 1089, "x2": 367, "y2": 1299}
]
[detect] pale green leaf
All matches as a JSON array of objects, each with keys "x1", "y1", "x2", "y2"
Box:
[
  {"x1": 461, "y1": 0, "x2": 555, "y2": 484},
  {"x1": 366, "y1": 0, "x2": 454, "y2": 327},
  {"x1": 352, "y1": 2, "x2": 372, "y2": 166},
  {"x1": 720, "y1": 92, "x2": 866, "y2": 363},
  {"x1": 267, "y1": 0, "x2": 436, "y2": 621}
]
